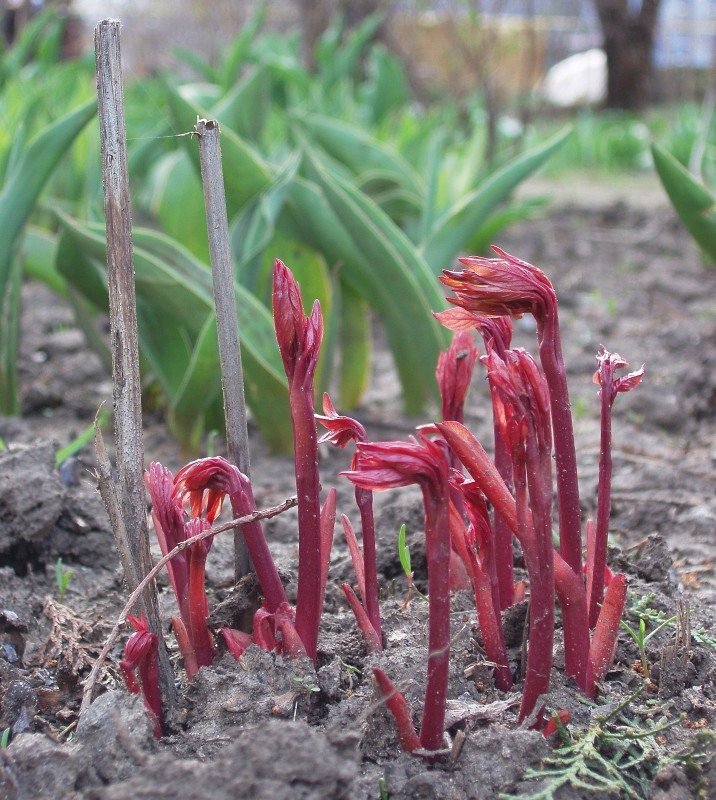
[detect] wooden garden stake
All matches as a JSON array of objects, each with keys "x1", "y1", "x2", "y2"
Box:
[
  {"x1": 195, "y1": 118, "x2": 252, "y2": 581},
  {"x1": 94, "y1": 19, "x2": 176, "y2": 709}
]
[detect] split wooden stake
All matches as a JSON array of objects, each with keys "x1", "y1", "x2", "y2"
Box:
[
  {"x1": 195, "y1": 118, "x2": 252, "y2": 582},
  {"x1": 94, "y1": 19, "x2": 176, "y2": 710}
]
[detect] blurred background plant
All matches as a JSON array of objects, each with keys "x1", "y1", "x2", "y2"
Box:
[
  {"x1": 2, "y1": 0, "x2": 714, "y2": 453},
  {"x1": 650, "y1": 92, "x2": 716, "y2": 264}
]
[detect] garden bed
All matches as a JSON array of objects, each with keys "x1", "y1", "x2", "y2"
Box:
[{"x1": 0, "y1": 197, "x2": 714, "y2": 799}]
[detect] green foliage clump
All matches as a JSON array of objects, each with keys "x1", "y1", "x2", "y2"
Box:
[
  {"x1": 2, "y1": 8, "x2": 569, "y2": 453},
  {"x1": 503, "y1": 685, "x2": 713, "y2": 800}
]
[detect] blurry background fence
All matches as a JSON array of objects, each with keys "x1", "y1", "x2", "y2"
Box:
[{"x1": 61, "y1": 0, "x2": 716, "y2": 105}]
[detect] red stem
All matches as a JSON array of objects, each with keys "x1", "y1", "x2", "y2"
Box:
[
  {"x1": 419, "y1": 491, "x2": 451, "y2": 752},
  {"x1": 523, "y1": 433, "x2": 556, "y2": 714},
  {"x1": 438, "y1": 423, "x2": 592, "y2": 701},
  {"x1": 492, "y1": 429, "x2": 515, "y2": 609},
  {"x1": 355, "y1": 486, "x2": 382, "y2": 639},
  {"x1": 477, "y1": 317, "x2": 515, "y2": 608},
  {"x1": 341, "y1": 514, "x2": 366, "y2": 600},
  {"x1": 372, "y1": 667, "x2": 421, "y2": 753},
  {"x1": 448, "y1": 503, "x2": 512, "y2": 690},
  {"x1": 436, "y1": 422, "x2": 518, "y2": 533},
  {"x1": 589, "y1": 388, "x2": 613, "y2": 628},
  {"x1": 586, "y1": 573, "x2": 627, "y2": 698},
  {"x1": 537, "y1": 310, "x2": 582, "y2": 576},
  {"x1": 319, "y1": 488, "x2": 337, "y2": 621},
  {"x1": 228, "y1": 488, "x2": 288, "y2": 614},
  {"x1": 139, "y1": 650, "x2": 163, "y2": 738},
  {"x1": 553, "y1": 552, "x2": 590, "y2": 691},
  {"x1": 342, "y1": 583, "x2": 382, "y2": 653},
  {"x1": 290, "y1": 385, "x2": 323, "y2": 663},
  {"x1": 186, "y1": 542, "x2": 215, "y2": 674},
  {"x1": 513, "y1": 465, "x2": 553, "y2": 724},
  {"x1": 275, "y1": 602, "x2": 307, "y2": 659},
  {"x1": 171, "y1": 616, "x2": 199, "y2": 682}
]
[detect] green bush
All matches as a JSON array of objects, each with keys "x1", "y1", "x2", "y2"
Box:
[{"x1": 8, "y1": 10, "x2": 569, "y2": 453}]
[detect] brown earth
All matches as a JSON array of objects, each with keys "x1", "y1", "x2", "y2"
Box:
[{"x1": 0, "y1": 191, "x2": 715, "y2": 799}]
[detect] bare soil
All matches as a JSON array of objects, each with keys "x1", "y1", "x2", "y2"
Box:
[{"x1": 0, "y1": 195, "x2": 715, "y2": 799}]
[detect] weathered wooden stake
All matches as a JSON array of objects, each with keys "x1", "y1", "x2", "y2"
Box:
[
  {"x1": 195, "y1": 118, "x2": 252, "y2": 581},
  {"x1": 94, "y1": 19, "x2": 176, "y2": 709}
]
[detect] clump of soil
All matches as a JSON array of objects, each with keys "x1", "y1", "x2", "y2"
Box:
[{"x1": 1, "y1": 199, "x2": 715, "y2": 798}]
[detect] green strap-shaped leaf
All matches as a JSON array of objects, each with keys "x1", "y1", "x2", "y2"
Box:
[
  {"x1": 169, "y1": 312, "x2": 221, "y2": 418},
  {"x1": 417, "y1": 130, "x2": 446, "y2": 244},
  {"x1": 421, "y1": 126, "x2": 572, "y2": 270},
  {"x1": 651, "y1": 143, "x2": 716, "y2": 264},
  {"x1": 296, "y1": 113, "x2": 424, "y2": 197},
  {"x1": 219, "y1": 2, "x2": 266, "y2": 88},
  {"x1": 362, "y1": 44, "x2": 411, "y2": 125},
  {"x1": 171, "y1": 49, "x2": 216, "y2": 83},
  {"x1": 56, "y1": 214, "x2": 293, "y2": 452},
  {"x1": 164, "y1": 80, "x2": 273, "y2": 219},
  {"x1": 315, "y1": 13, "x2": 382, "y2": 89},
  {"x1": 233, "y1": 152, "x2": 301, "y2": 291},
  {"x1": 144, "y1": 150, "x2": 210, "y2": 262},
  {"x1": 466, "y1": 197, "x2": 547, "y2": 255},
  {"x1": 337, "y1": 283, "x2": 371, "y2": 409},
  {"x1": 356, "y1": 171, "x2": 423, "y2": 222},
  {"x1": 291, "y1": 149, "x2": 447, "y2": 413},
  {"x1": 0, "y1": 96, "x2": 96, "y2": 300},
  {"x1": 166, "y1": 312, "x2": 222, "y2": 456},
  {"x1": 211, "y1": 65, "x2": 270, "y2": 141},
  {"x1": 0, "y1": 96, "x2": 96, "y2": 413},
  {"x1": 0, "y1": 7, "x2": 64, "y2": 84},
  {"x1": 0, "y1": 263, "x2": 21, "y2": 413},
  {"x1": 20, "y1": 226, "x2": 64, "y2": 296}
]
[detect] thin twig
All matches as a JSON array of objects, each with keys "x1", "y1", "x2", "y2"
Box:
[
  {"x1": 195, "y1": 118, "x2": 252, "y2": 582},
  {"x1": 79, "y1": 495, "x2": 298, "y2": 717}
]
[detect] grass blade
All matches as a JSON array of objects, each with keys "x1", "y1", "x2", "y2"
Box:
[
  {"x1": 651, "y1": 143, "x2": 716, "y2": 263},
  {"x1": 0, "y1": 96, "x2": 96, "y2": 412},
  {"x1": 337, "y1": 283, "x2": 371, "y2": 409},
  {"x1": 296, "y1": 148, "x2": 447, "y2": 413},
  {"x1": 56, "y1": 214, "x2": 293, "y2": 452},
  {"x1": 421, "y1": 126, "x2": 571, "y2": 269},
  {"x1": 296, "y1": 113, "x2": 423, "y2": 196}
]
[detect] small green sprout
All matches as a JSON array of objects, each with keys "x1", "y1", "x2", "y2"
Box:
[
  {"x1": 338, "y1": 658, "x2": 361, "y2": 693},
  {"x1": 627, "y1": 592, "x2": 716, "y2": 651},
  {"x1": 340, "y1": 659, "x2": 361, "y2": 676},
  {"x1": 397, "y1": 524, "x2": 427, "y2": 608},
  {"x1": 622, "y1": 593, "x2": 680, "y2": 678},
  {"x1": 55, "y1": 557, "x2": 74, "y2": 601},
  {"x1": 1, "y1": 728, "x2": 10, "y2": 749},
  {"x1": 291, "y1": 676, "x2": 321, "y2": 721},
  {"x1": 292, "y1": 676, "x2": 320, "y2": 696},
  {"x1": 54, "y1": 407, "x2": 111, "y2": 469}
]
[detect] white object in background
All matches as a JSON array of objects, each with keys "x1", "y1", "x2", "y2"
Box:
[{"x1": 540, "y1": 49, "x2": 607, "y2": 108}]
